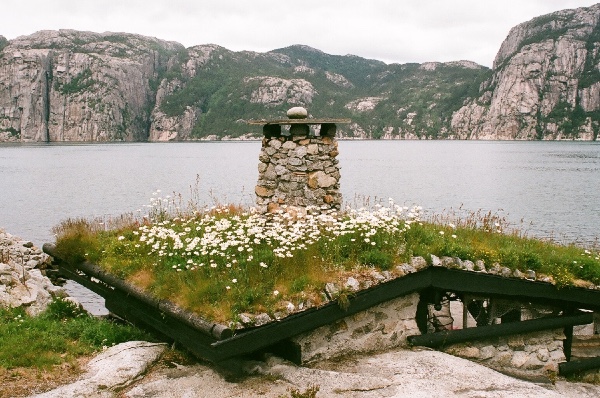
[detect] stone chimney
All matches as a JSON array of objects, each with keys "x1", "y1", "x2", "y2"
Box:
[{"x1": 250, "y1": 107, "x2": 350, "y2": 213}]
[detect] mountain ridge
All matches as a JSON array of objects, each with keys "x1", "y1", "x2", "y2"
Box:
[{"x1": 0, "y1": 4, "x2": 598, "y2": 142}]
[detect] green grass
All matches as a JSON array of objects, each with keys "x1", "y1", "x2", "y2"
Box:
[
  {"x1": 0, "y1": 298, "x2": 153, "y2": 370},
  {"x1": 52, "y1": 199, "x2": 600, "y2": 326}
]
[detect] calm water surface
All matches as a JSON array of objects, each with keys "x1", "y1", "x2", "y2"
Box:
[{"x1": 1, "y1": 140, "x2": 599, "y2": 247}]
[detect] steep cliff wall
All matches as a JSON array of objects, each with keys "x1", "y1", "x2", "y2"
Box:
[
  {"x1": 0, "y1": 30, "x2": 183, "y2": 142},
  {"x1": 2, "y1": 4, "x2": 599, "y2": 142},
  {"x1": 0, "y1": 31, "x2": 487, "y2": 142},
  {"x1": 452, "y1": 4, "x2": 600, "y2": 140}
]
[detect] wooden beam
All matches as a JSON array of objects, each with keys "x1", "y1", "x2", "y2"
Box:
[
  {"x1": 428, "y1": 267, "x2": 600, "y2": 311},
  {"x1": 407, "y1": 311, "x2": 593, "y2": 348},
  {"x1": 559, "y1": 357, "x2": 600, "y2": 376},
  {"x1": 45, "y1": 244, "x2": 233, "y2": 340}
]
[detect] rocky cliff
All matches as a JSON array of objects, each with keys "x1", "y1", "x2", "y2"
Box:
[
  {"x1": 0, "y1": 30, "x2": 488, "y2": 142},
  {"x1": 0, "y1": 30, "x2": 183, "y2": 142},
  {"x1": 452, "y1": 4, "x2": 600, "y2": 140},
  {"x1": 1, "y1": 3, "x2": 599, "y2": 142}
]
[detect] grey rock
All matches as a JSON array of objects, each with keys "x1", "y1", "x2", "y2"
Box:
[
  {"x1": 282, "y1": 141, "x2": 297, "y2": 150},
  {"x1": 372, "y1": 271, "x2": 386, "y2": 281},
  {"x1": 475, "y1": 260, "x2": 487, "y2": 272},
  {"x1": 286, "y1": 106, "x2": 308, "y2": 119},
  {"x1": 463, "y1": 260, "x2": 475, "y2": 271},
  {"x1": 0, "y1": 264, "x2": 11, "y2": 274},
  {"x1": 35, "y1": 341, "x2": 166, "y2": 398},
  {"x1": 268, "y1": 139, "x2": 282, "y2": 149},
  {"x1": 526, "y1": 270, "x2": 536, "y2": 280},
  {"x1": 294, "y1": 146, "x2": 307, "y2": 158},
  {"x1": 0, "y1": 273, "x2": 13, "y2": 285},
  {"x1": 410, "y1": 256, "x2": 427, "y2": 269},
  {"x1": 441, "y1": 256, "x2": 456, "y2": 267},
  {"x1": 325, "y1": 282, "x2": 339, "y2": 299},
  {"x1": 512, "y1": 269, "x2": 525, "y2": 279},
  {"x1": 254, "y1": 313, "x2": 272, "y2": 326},
  {"x1": 396, "y1": 263, "x2": 417, "y2": 275},
  {"x1": 239, "y1": 313, "x2": 254, "y2": 325},
  {"x1": 345, "y1": 277, "x2": 360, "y2": 291},
  {"x1": 430, "y1": 254, "x2": 442, "y2": 266},
  {"x1": 452, "y1": 4, "x2": 600, "y2": 141},
  {"x1": 489, "y1": 263, "x2": 501, "y2": 275}
]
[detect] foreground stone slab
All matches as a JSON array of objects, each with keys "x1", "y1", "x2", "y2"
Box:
[
  {"x1": 121, "y1": 347, "x2": 600, "y2": 398},
  {"x1": 32, "y1": 341, "x2": 166, "y2": 398}
]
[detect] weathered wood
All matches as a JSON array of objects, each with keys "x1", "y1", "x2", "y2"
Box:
[
  {"x1": 407, "y1": 311, "x2": 593, "y2": 348},
  {"x1": 428, "y1": 267, "x2": 600, "y2": 311},
  {"x1": 571, "y1": 336, "x2": 600, "y2": 359},
  {"x1": 559, "y1": 356, "x2": 600, "y2": 376},
  {"x1": 247, "y1": 118, "x2": 351, "y2": 125},
  {"x1": 104, "y1": 292, "x2": 225, "y2": 362}
]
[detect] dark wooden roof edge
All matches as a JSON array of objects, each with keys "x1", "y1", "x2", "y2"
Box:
[
  {"x1": 43, "y1": 243, "x2": 233, "y2": 340},
  {"x1": 210, "y1": 269, "x2": 432, "y2": 358},
  {"x1": 427, "y1": 267, "x2": 600, "y2": 310},
  {"x1": 246, "y1": 118, "x2": 351, "y2": 125},
  {"x1": 211, "y1": 267, "x2": 600, "y2": 359},
  {"x1": 44, "y1": 243, "x2": 600, "y2": 363},
  {"x1": 559, "y1": 356, "x2": 600, "y2": 375},
  {"x1": 407, "y1": 310, "x2": 593, "y2": 348}
]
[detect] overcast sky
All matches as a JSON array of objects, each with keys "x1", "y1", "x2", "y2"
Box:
[{"x1": 2, "y1": 1, "x2": 598, "y2": 67}]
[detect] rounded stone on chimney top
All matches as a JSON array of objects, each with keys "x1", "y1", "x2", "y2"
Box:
[{"x1": 287, "y1": 107, "x2": 308, "y2": 119}]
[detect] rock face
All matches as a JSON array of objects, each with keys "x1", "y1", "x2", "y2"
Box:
[
  {"x1": 46, "y1": 344, "x2": 599, "y2": 398},
  {"x1": 1, "y1": 4, "x2": 599, "y2": 142},
  {"x1": 452, "y1": 4, "x2": 600, "y2": 140},
  {"x1": 34, "y1": 341, "x2": 166, "y2": 398},
  {"x1": 0, "y1": 30, "x2": 183, "y2": 142},
  {"x1": 0, "y1": 229, "x2": 62, "y2": 315}
]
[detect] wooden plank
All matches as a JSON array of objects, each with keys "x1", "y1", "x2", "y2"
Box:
[
  {"x1": 44, "y1": 241, "x2": 600, "y2": 366},
  {"x1": 57, "y1": 263, "x2": 114, "y2": 297},
  {"x1": 571, "y1": 336, "x2": 600, "y2": 359},
  {"x1": 246, "y1": 118, "x2": 351, "y2": 125},
  {"x1": 428, "y1": 267, "x2": 600, "y2": 311},
  {"x1": 105, "y1": 292, "x2": 227, "y2": 363},
  {"x1": 45, "y1": 244, "x2": 233, "y2": 340},
  {"x1": 559, "y1": 356, "x2": 600, "y2": 376},
  {"x1": 407, "y1": 311, "x2": 593, "y2": 348}
]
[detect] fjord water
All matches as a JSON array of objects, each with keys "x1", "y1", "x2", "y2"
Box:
[{"x1": 1, "y1": 140, "x2": 599, "y2": 247}]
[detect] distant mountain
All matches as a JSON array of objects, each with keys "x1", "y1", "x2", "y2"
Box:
[{"x1": 1, "y1": 3, "x2": 599, "y2": 142}]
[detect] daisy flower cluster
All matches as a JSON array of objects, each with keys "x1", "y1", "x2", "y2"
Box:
[{"x1": 130, "y1": 201, "x2": 421, "y2": 275}]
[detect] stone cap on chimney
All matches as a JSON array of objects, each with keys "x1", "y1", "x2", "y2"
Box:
[{"x1": 246, "y1": 106, "x2": 350, "y2": 126}]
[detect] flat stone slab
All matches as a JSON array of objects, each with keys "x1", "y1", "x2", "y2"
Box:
[
  {"x1": 98, "y1": 346, "x2": 600, "y2": 397},
  {"x1": 246, "y1": 118, "x2": 351, "y2": 125},
  {"x1": 33, "y1": 341, "x2": 166, "y2": 398}
]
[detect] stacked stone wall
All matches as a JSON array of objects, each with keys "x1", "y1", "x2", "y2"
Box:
[
  {"x1": 255, "y1": 133, "x2": 342, "y2": 213},
  {"x1": 292, "y1": 293, "x2": 420, "y2": 364},
  {"x1": 443, "y1": 329, "x2": 566, "y2": 379},
  {"x1": 290, "y1": 289, "x2": 574, "y2": 380}
]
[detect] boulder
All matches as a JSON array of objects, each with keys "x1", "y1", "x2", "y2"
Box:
[{"x1": 286, "y1": 107, "x2": 308, "y2": 119}]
